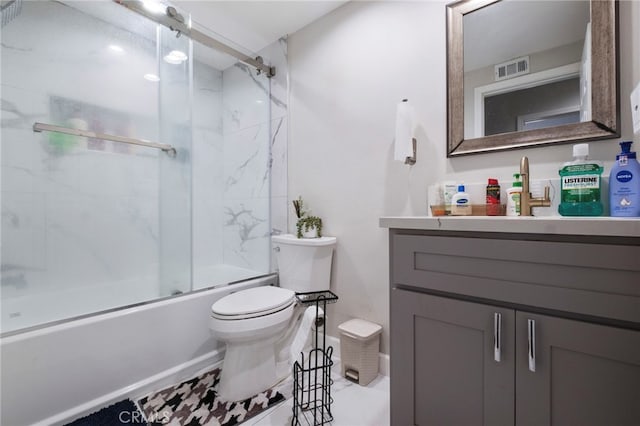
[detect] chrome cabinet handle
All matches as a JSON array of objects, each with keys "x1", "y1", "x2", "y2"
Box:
[
  {"x1": 494, "y1": 312, "x2": 502, "y2": 362},
  {"x1": 527, "y1": 319, "x2": 536, "y2": 372}
]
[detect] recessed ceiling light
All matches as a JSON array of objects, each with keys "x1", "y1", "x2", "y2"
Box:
[
  {"x1": 108, "y1": 45, "x2": 124, "y2": 53},
  {"x1": 168, "y1": 50, "x2": 187, "y2": 61},
  {"x1": 142, "y1": 0, "x2": 165, "y2": 14},
  {"x1": 163, "y1": 50, "x2": 188, "y2": 64},
  {"x1": 163, "y1": 55, "x2": 182, "y2": 65},
  {"x1": 144, "y1": 73, "x2": 160, "y2": 82}
]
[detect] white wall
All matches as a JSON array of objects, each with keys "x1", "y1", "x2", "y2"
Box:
[{"x1": 289, "y1": 0, "x2": 640, "y2": 354}]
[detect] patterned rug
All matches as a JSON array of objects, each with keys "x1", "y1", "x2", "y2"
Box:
[
  {"x1": 65, "y1": 399, "x2": 145, "y2": 425},
  {"x1": 138, "y1": 367, "x2": 286, "y2": 426}
]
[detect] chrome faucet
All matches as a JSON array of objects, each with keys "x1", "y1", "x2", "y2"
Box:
[{"x1": 519, "y1": 156, "x2": 551, "y2": 216}]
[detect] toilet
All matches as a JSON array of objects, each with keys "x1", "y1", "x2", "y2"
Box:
[{"x1": 209, "y1": 234, "x2": 337, "y2": 402}]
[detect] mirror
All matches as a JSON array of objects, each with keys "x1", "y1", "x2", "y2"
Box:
[{"x1": 446, "y1": 0, "x2": 619, "y2": 157}]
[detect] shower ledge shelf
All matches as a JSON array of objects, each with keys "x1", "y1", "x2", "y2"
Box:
[{"x1": 379, "y1": 216, "x2": 640, "y2": 238}]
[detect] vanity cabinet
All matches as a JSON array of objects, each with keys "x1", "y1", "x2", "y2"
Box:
[
  {"x1": 514, "y1": 310, "x2": 640, "y2": 426},
  {"x1": 388, "y1": 229, "x2": 640, "y2": 426},
  {"x1": 391, "y1": 289, "x2": 515, "y2": 425}
]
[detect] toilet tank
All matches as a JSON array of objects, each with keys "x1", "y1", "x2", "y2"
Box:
[{"x1": 272, "y1": 234, "x2": 337, "y2": 293}]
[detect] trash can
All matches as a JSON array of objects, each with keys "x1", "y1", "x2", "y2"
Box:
[{"x1": 338, "y1": 318, "x2": 382, "y2": 386}]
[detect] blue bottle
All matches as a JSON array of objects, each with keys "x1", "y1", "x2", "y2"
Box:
[{"x1": 609, "y1": 141, "x2": 640, "y2": 217}]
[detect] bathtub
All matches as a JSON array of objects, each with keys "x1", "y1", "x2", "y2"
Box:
[{"x1": 0, "y1": 274, "x2": 277, "y2": 426}]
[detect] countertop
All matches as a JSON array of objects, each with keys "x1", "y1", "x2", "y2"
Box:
[{"x1": 379, "y1": 216, "x2": 640, "y2": 238}]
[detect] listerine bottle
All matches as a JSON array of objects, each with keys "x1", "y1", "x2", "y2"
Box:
[{"x1": 558, "y1": 143, "x2": 603, "y2": 216}]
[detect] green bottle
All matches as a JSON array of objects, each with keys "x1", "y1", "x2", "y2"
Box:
[{"x1": 558, "y1": 143, "x2": 603, "y2": 216}]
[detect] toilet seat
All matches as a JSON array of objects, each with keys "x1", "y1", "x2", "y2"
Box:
[
  {"x1": 211, "y1": 286, "x2": 295, "y2": 320},
  {"x1": 210, "y1": 286, "x2": 297, "y2": 341}
]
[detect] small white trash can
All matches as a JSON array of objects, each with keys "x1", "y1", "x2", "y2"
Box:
[{"x1": 338, "y1": 318, "x2": 382, "y2": 386}]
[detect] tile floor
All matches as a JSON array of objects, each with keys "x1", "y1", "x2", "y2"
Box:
[{"x1": 245, "y1": 365, "x2": 390, "y2": 426}]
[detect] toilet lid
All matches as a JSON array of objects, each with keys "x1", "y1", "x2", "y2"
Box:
[{"x1": 211, "y1": 286, "x2": 295, "y2": 318}]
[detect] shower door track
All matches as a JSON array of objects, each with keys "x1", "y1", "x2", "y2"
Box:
[
  {"x1": 113, "y1": 0, "x2": 276, "y2": 78},
  {"x1": 33, "y1": 122, "x2": 177, "y2": 156}
]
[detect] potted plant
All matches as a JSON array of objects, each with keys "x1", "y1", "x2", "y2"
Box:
[{"x1": 293, "y1": 196, "x2": 323, "y2": 238}]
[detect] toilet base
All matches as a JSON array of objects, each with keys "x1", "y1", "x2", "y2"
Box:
[{"x1": 218, "y1": 337, "x2": 287, "y2": 402}]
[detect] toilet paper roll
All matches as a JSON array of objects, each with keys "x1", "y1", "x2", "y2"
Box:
[
  {"x1": 394, "y1": 100, "x2": 416, "y2": 162},
  {"x1": 290, "y1": 306, "x2": 325, "y2": 363}
]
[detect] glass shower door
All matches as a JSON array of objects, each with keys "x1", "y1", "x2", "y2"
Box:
[
  {"x1": 1, "y1": 0, "x2": 275, "y2": 334},
  {"x1": 0, "y1": 1, "x2": 192, "y2": 333},
  {"x1": 158, "y1": 24, "x2": 192, "y2": 297}
]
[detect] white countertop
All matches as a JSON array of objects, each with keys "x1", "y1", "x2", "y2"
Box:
[{"x1": 379, "y1": 216, "x2": 640, "y2": 238}]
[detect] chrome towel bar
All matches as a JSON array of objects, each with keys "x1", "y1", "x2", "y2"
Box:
[{"x1": 33, "y1": 122, "x2": 176, "y2": 157}]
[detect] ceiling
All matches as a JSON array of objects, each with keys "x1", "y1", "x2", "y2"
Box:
[
  {"x1": 175, "y1": 1, "x2": 348, "y2": 55},
  {"x1": 69, "y1": 0, "x2": 347, "y2": 71}
]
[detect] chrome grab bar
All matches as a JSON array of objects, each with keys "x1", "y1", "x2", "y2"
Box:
[{"x1": 33, "y1": 122, "x2": 177, "y2": 157}]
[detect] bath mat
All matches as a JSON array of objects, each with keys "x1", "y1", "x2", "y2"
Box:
[
  {"x1": 138, "y1": 367, "x2": 286, "y2": 426},
  {"x1": 65, "y1": 399, "x2": 145, "y2": 426}
]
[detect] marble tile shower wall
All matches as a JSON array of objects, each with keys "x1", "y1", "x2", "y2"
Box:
[
  {"x1": 219, "y1": 38, "x2": 288, "y2": 273},
  {"x1": 266, "y1": 39, "x2": 289, "y2": 249}
]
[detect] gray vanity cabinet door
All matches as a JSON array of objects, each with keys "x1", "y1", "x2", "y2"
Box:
[
  {"x1": 515, "y1": 312, "x2": 640, "y2": 426},
  {"x1": 391, "y1": 288, "x2": 515, "y2": 426}
]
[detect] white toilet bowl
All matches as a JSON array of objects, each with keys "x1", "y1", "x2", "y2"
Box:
[
  {"x1": 209, "y1": 234, "x2": 337, "y2": 402},
  {"x1": 209, "y1": 286, "x2": 298, "y2": 402}
]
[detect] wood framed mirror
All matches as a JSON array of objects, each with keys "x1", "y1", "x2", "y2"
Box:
[{"x1": 446, "y1": 0, "x2": 619, "y2": 157}]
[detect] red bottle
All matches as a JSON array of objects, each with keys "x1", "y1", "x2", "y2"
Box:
[{"x1": 486, "y1": 178, "x2": 501, "y2": 216}]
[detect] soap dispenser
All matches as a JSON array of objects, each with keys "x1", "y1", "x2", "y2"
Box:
[{"x1": 506, "y1": 174, "x2": 522, "y2": 216}]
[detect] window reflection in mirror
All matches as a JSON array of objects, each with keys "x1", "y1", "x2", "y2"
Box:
[{"x1": 485, "y1": 77, "x2": 580, "y2": 135}]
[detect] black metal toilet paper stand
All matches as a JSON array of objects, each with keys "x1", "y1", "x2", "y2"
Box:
[{"x1": 291, "y1": 290, "x2": 338, "y2": 426}]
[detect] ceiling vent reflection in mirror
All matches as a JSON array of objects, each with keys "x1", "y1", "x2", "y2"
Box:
[{"x1": 494, "y1": 56, "x2": 530, "y2": 81}]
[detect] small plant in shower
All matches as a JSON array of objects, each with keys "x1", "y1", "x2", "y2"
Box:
[{"x1": 293, "y1": 196, "x2": 322, "y2": 239}]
